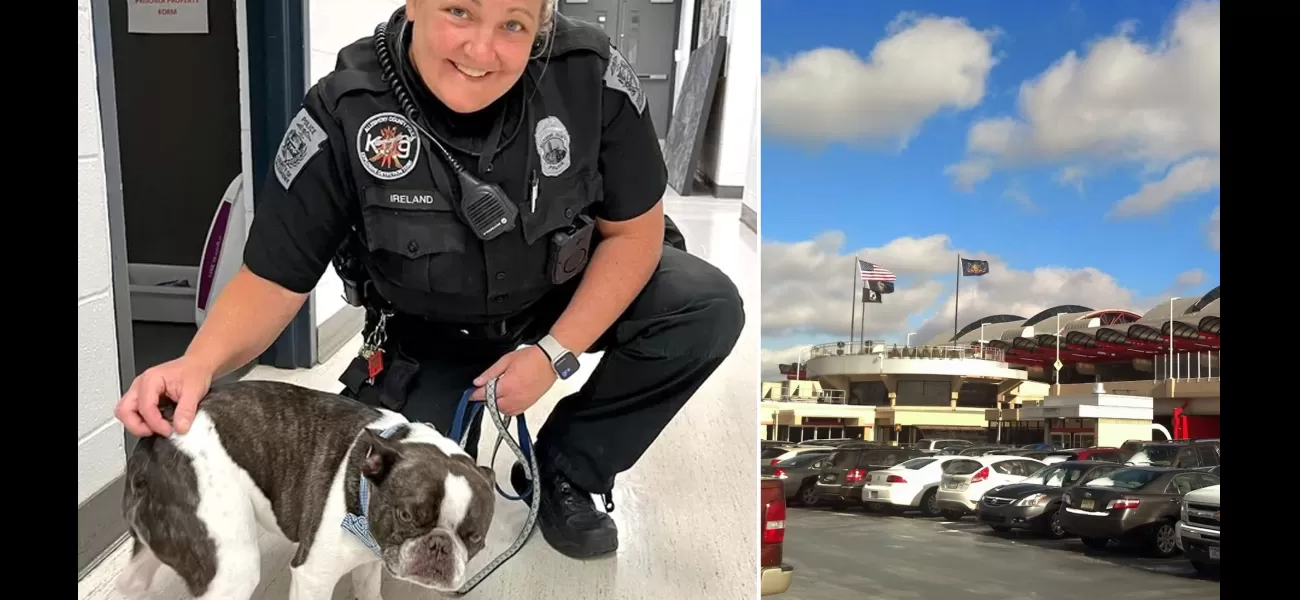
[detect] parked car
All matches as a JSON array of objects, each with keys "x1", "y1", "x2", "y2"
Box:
[
  {"x1": 861, "y1": 455, "x2": 966, "y2": 517},
  {"x1": 911, "y1": 439, "x2": 973, "y2": 454},
  {"x1": 1059, "y1": 466, "x2": 1220, "y2": 557},
  {"x1": 935, "y1": 455, "x2": 1046, "y2": 520},
  {"x1": 1127, "y1": 439, "x2": 1219, "y2": 468},
  {"x1": 760, "y1": 477, "x2": 793, "y2": 595},
  {"x1": 795, "y1": 438, "x2": 861, "y2": 448},
  {"x1": 999, "y1": 449, "x2": 1052, "y2": 460},
  {"x1": 815, "y1": 444, "x2": 926, "y2": 507},
  {"x1": 1041, "y1": 447, "x2": 1131, "y2": 464},
  {"x1": 1176, "y1": 483, "x2": 1220, "y2": 576},
  {"x1": 763, "y1": 446, "x2": 833, "y2": 466},
  {"x1": 975, "y1": 460, "x2": 1123, "y2": 538},
  {"x1": 762, "y1": 452, "x2": 832, "y2": 506},
  {"x1": 957, "y1": 445, "x2": 1016, "y2": 456},
  {"x1": 761, "y1": 445, "x2": 795, "y2": 462}
]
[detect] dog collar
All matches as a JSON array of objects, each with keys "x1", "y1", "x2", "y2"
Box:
[{"x1": 341, "y1": 423, "x2": 405, "y2": 555}]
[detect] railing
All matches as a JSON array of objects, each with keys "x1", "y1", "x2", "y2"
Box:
[
  {"x1": 1153, "y1": 350, "x2": 1221, "y2": 383},
  {"x1": 768, "y1": 388, "x2": 848, "y2": 405},
  {"x1": 809, "y1": 342, "x2": 1006, "y2": 362}
]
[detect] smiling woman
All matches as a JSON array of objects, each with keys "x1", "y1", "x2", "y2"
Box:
[{"x1": 406, "y1": 0, "x2": 557, "y2": 113}]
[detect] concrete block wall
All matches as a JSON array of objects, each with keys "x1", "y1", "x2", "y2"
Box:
[{"x1": 77, "y1": 0, "x2": 125, "y2": 506}]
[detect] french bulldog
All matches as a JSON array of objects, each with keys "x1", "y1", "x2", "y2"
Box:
[{"x1": 115, "y1": 380, "x2": 497, "y2": 600}]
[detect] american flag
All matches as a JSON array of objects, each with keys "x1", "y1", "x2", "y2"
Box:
[{"x1": 858, "y1": 259, "x2": 896, "y2": 282}]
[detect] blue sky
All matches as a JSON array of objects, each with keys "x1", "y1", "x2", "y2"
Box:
[{"x1": 758, "y1": 0, "x2": 1220, "y2": 374}]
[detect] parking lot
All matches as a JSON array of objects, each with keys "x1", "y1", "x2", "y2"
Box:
[{"x1": 779, "y1": 506, "x2": 1221, "y2": 600}]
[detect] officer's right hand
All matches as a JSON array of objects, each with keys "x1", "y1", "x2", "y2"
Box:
[{"x1": 115, "y1": 357, "x2": 214, "y2": 438}]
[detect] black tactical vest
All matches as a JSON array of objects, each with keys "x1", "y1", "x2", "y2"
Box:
[{"x1": 314, "y1": 14, "x2": 619, "y2": 325}]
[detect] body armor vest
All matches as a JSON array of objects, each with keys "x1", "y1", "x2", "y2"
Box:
[{"x1": 316, "y1": 14, "x2": 616, "y2": 325}]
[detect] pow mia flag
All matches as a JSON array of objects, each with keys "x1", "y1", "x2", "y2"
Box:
[
  {"x1": 867, "y1": 280, "x2": 895, "y2": 294},
  {"x1": 961, "y1": 258, "x2": 991, "y2": 276},
  {"x1": 861, "y1": 287, "x2": 883, "y2": 304}
]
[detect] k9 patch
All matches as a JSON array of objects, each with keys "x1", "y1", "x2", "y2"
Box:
[
  {"x1": 604, "y1": 43, "x2": 646, "y2": 115},
  {"x1": 357, "y1": 112, "x2": 421, "y2": 181},
  {"x1": 274, "y1": 108, "x2": 329, "y2": 189}
]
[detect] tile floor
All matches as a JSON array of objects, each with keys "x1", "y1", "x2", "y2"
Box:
[{"x1": 78, "y1": 195, "x2": 760, "y2": 600}]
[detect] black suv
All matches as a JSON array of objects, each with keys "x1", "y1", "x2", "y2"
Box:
[{"x1": 814, "y1": 443, "x2": 926, "y2": 507}]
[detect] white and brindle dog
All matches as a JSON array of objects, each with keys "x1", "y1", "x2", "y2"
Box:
[{"x1": 116, "y1": 380, "x2": 496, "y2": 599}]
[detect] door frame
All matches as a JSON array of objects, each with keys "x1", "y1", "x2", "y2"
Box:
[{"x1": 84, "y1": 0, "x2": 313, "y2": 579}]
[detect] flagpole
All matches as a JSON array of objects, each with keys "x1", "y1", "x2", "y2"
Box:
[
  {"x1": 953, "y1": 254, "x2": 961, "y2": 341},
  {"x1": 849, "y1": 257, "x2": 858, "y2": 347}
]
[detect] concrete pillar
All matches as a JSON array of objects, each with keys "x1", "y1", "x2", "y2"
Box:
[
  {"x1": 950, "y1": 392, "x2": 959, "y2": 409},
  {"x1": 888, "y1": 392, "x2": 897, "y2": 407}
]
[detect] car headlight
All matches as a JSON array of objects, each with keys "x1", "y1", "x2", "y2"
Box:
[
  {"x1": 1015, "y1": 493, "x2": 1049, "y2": 507},
  {"x1": 1180, "y1": 502, "x2": 1188, "y2": 522}
]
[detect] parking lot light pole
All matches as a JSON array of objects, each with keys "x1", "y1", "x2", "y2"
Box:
[{"x1": 1168, "y1": 297, "x2": 1179, "y2": 381}]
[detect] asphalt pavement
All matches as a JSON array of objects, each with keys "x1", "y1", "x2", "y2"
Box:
[{"x1": 778, "y1": 505, "x2": 1221, "y2": 600}]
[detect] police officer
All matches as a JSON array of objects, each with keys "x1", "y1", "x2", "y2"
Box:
[{"x1": 114, "y1": 0, "x2": 745, "y2": 560}]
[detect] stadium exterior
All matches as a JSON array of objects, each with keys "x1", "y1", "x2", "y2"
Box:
[{"x1": 760, "y1": 287, "x2": 1220, "y2": 447}]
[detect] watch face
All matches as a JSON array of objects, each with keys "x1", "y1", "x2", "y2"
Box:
[{"x1": 554, "y1": 353, "x2": 581, "y2": 380}]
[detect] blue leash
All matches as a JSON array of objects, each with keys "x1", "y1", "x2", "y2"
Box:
[{"x1": 449, "y1": 384, "x2": 535, "y2": 503}]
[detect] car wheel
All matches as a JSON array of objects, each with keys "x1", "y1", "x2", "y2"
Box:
[
  {"x1": 799, "y1": 483, "x2": 818, "y2": 506},
  {"x1": 1080, "y1": 536, "x2": 1109, "y2": 550},
  {"x1": 1040, "y1": 507, "x2": 1068, "y2": 539},
  {"x1": 939, "y1": 509, "x2": 964, "y2": 521},
  {"x1": 919, "y1": 489, "x2": 941, "y2": 518},
  {"x1": 1149, "y1": 521, "x2": 1180, "y2": 558}
]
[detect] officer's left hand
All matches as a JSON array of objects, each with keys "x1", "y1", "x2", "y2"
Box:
[{"x1": 470, "y1": 345, "x2": 557, "y2": 416}]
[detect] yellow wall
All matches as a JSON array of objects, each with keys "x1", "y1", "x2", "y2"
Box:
[
  {"x1": 891, "y1": 407, "x2": 988, "y2": 428},
  {"x1": 1097, "y1": 418, "x2": 1152, "y2": 448}
]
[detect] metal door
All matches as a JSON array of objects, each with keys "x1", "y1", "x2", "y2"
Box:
[{"x1": 559, "y1": 0, "x2": 679, "y2": 139}]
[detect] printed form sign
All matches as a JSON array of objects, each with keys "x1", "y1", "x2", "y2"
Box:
[{"x1": 128, "y1": 0, "x2": 209, "y2": 34}]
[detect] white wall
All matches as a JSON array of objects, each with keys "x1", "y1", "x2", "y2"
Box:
[
  {"x1": 306, "y1": 0, "x2": 405, "y2": 327},
  {"x1": 77, "y1": 0, "x2": 125, "y2": 506},
  {"x1": 743, "y1": 97, "x2": 759, "y2": 219},
  {"x1": 713, "y1": 0, "x2": 758, "y2": 189}
]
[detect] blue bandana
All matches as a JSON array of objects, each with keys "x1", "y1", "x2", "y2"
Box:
[{"x1": 341, "y1": 423, "x2": 405, "y2": 554}]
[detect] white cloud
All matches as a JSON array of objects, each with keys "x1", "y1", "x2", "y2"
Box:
[
  {"x1": 761, "y1": 231, "x2": 1200, "y2": 354},
  {"x1": 762, "y1": 13, "x2": 999, "y2": 146},
  {"x1": 1205, "y1": 206, "x2": 1220, "y2": 251},
  {"x1": 761, "y1": 345, "x2": 810, "y2": 382},
  {"x1": 945, "y1": 0, "x2": 1220, "y2": 216}
]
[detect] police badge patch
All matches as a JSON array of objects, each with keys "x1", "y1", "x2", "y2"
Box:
[
  {"x1": 604, "y1": 43, "x2": 646, "y2": 115},
  {"x1": 356, "y1": 112, "x2": 421, "y2": 181},
  {"x1": 274, "y1": 108, "x2": 330, "y2": 190},
  {"x1": 535, "y1": 116, "x2": 571, "y2": 178}
]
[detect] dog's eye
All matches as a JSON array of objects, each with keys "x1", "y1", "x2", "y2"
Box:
[{"x1": 397, "y1": 509, "x2": 413, "y2": 523}]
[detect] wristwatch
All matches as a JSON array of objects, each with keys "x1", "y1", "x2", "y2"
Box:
[{"x1": 537, "y1": 334, "x2": 581, "y2": 380}]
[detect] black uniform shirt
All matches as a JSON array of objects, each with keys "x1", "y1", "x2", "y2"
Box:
[{"x1": 243, "y1": 13, "x2": 666, "y2": 324}]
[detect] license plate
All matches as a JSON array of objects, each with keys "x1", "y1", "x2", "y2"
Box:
[
  {"x1": 1209, "y1": 547, "x2": 1219, "y2": 559},
  {"x1": 1080, "y1": 499, "x2": 1095, "y2": 510},
  {"x1": 943, "y1": 481, "x2": 957, "y2": 489},
  {"x1": 869, "y1": 491, "x2": 879, "y2": 499}
]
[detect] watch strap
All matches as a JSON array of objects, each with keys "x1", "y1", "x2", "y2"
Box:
[{"x1": 536, "y1": 334, "x2": 569, "y2": 365}]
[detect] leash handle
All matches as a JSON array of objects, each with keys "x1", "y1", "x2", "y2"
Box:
[
  {"x1": 450, "y1": 384, "x2": 535, "y2": 501},
  {"x1": 451, "y1": 376, "x2": 543, "y2": 596}
]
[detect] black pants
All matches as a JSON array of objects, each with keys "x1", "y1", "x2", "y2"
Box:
[{"x1": 351, "y1": 246, "x2": 745, "y2": 495}]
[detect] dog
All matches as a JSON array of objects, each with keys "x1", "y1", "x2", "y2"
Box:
[{"x1": 115, "y1": 380, "x2": 497, "y2": 600}]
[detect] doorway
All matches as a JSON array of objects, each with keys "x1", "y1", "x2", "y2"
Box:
[{"x1": 558, "y1": 0, "x2": 681, "y2": 140}]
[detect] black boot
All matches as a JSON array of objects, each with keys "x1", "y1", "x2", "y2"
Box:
[{"x1": 512, "y1": 461, "x2": 618, "y2": 559}]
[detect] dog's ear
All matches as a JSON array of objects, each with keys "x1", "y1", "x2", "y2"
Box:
[
  {"x1": 360, "y1": 429, "x2": 401, "y2": 483},
  {"x1": 477, "y1": 465, "x2": 495, "y2": 484}
]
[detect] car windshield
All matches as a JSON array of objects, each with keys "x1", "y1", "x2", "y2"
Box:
[
  {"x1": 829, "y1": 449, "x2": 862, "y2": 468},
  {"x1": 1086, "y1": 468, "x2": 1161, "y2": 490},
  {"x1": 1022, "y1": 465, "x2": 1088, "y2": 487},
  {"x1": 943, "y1": 460, "x2": 982, "y2": 475},
  {"x1": 761, "y1": 447, "x2": 790, "y2": 459},
  {"x1": 897, "y1": 458, "x2": 937, "y2": 470},
  {"x1": 1129, "y1": 446, "x2": 1180, "y2": 466}
]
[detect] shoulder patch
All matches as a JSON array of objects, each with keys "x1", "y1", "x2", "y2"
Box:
[
  {"x1": 603, "y1": 43, "x2": 646, "y2": 115},
  {"x1": 274, "y1": 108, "x2": 330, "y2": 190}
]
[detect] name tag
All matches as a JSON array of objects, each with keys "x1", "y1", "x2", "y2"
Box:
[{"x1": 364, "y1": 187, "x2": 453, "y2": 211}]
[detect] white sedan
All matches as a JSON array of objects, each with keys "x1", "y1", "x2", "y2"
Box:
[
  {"x1": 860, "y1": 455, "x2": 969, "y2": 517},
  {"x1": 935, "y1": 455, "x2": 1047, "y2": 520}
]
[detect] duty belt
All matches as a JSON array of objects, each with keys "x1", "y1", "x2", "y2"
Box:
[{"x1": 447, "y1": 377, "x2": 540, "y2": 595}]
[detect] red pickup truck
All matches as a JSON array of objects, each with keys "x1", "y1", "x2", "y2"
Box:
[{"x1": 761, "y1": 476, "x2": 793, "y2": 595}]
